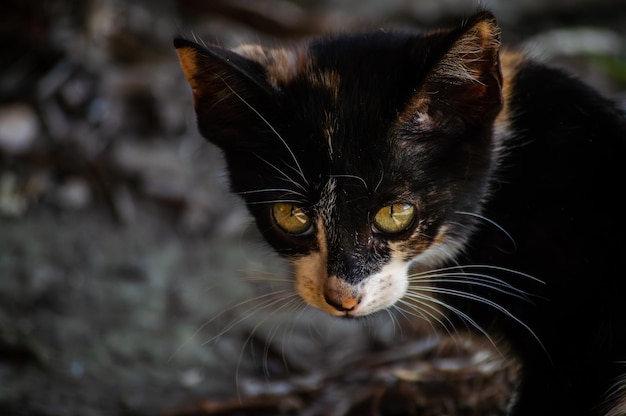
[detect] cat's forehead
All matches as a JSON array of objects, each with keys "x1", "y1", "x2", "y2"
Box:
[
  {"x1": 236, "y1": 32, "x2": 427, "y2": 97},
  {"x1": 235, "y1": 37, "x2": 434, "y2": 193},
  {"x1": 234, "y1": 46, "x2": 344, "y2": 106},
  {"x1": 234, "y1": 44, "x2": 307, "y2": 89}
]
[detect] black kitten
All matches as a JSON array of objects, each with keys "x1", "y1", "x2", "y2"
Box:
[{"x1": 175, "y1": 11, "x2": 626, "y2": 415}]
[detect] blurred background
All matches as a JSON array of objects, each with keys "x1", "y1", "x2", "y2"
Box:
[{"x1": 1, "y1": 1, "x2": 625, "y2": 415}]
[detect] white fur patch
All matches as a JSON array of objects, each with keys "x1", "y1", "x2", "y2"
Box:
[
  {"x1": 354, "y1": 258, "x2": 410, "y2": 316},
  {"x1": 409, "y1": 225, "x2": 466, "y2": 273}
]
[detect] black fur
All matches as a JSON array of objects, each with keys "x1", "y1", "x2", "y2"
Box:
[
  {"x1": 176, "y1": 11, "x2": 626, "y2": 415},
  {"x1": 455, "y1": 60, "x2": 626, "y2": 414}
]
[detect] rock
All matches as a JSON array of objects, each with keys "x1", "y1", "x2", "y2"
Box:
[
  {"x1": 0, "y1": 104, "x2": 40, "y2": 154},
  {"x1": 54, "y1": 178, "x2": 92, "y2": 210},
  {"x1": 0, "y1": 173, "x2": 28, "y2": 217}
]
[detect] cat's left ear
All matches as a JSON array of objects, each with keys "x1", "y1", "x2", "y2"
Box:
[
  {"x1": 174, "y1": 38, "x2": 275, "y2": 149},
  {"x1": 422, "y1": 11, "x2": 503, "y2": 121}
]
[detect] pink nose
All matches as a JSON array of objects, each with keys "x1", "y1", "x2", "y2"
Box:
[
  {"x1": 323, "y1": 276, "x2": 362, "y2": 312},
  {"x1": 324, "y1": 292, "x2": 361, "y2": 312}
]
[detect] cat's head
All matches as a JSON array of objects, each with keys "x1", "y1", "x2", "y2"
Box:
[{"x1": 175, "y1": 11, "x2": 503, "y2": 318}]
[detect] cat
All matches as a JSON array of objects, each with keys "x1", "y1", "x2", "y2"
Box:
[{"x1": 174, "y1": 10, "x2": 626, "y2": 415}]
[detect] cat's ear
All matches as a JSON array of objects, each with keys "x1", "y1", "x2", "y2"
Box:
[
  {"x1": 422, "y1": 11, "x2": 503, "y2": 121},
  {"x1": 174, "y1": 38, "x2": 275, "y2": 148}
]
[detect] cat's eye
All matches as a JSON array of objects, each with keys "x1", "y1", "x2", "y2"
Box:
[
  {"x1": 373, "y1": 203, "x2": 416, "y2": 235},
  {"x1": 272, "y1": 203, "x2": 312, "y2": 235}
]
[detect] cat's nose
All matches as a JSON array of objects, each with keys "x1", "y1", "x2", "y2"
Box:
[
  {"x1": 323, "y1": 276, "x2": 362, "y2": 312},
  {"x1": 324, "y1": 292, "x2": 361, "y2": 312}
]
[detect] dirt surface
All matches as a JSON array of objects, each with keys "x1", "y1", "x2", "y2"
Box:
[{"x1": 1, "y1": 1, "x2": 625, "y2": 415}]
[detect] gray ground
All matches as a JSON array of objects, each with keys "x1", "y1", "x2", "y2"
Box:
[{"x1": 1, "y1": 0, "x2": 625, "y2": 415}]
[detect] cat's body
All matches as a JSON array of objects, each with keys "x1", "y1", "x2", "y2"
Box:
[{"x1": 175, "y1": 11, "x2": 626, "y2": 415}]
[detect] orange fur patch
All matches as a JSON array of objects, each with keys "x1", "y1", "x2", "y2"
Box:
[
  {"x1": 235, "y1": 44, "x2": 306, "y2": 88},
  {"x1": 497, "y1": 50, "x2": 526, "y2": 126},
  {"x1": 309, "y1": 69, "x2": 341, "y2": 101},
  {"x1": 175, "y1": 46, "x2": 201, "y2": 105},
  {"x1": 292, "y1": 218, "x2": 337, "y2": 314},
  {"x1": 432, "y1": 18, "x2": 501, "y2": 85}
]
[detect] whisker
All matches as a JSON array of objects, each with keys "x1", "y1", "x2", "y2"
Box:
[
  {"x1": 235, "y1": 293, "x2": 303, "y2": 396},
  {"x1": 246, "y1": 199, "x2": 306, "y2": 205},
  {"x1": 328, "y1": 174, "x2": 368, "y2": 191},
  {"x1": 396, "y1": 297, "x2": 458, "y2": 337},
  {"x1": 237, "y1": 188, "x2": 307, "y2": 199},
  {"x1": 279, "y1": 301, "x2": 309, "y2": 372},
  {"x1": 373, "y1": 161, "x2": 385, "y2": 194},
  {"x1": 409, "y1": 273, "x2": 535, "y2": 302},
  {"x1": 455, "y1": 211, "x2": 517, "y2": 251},
  {"x1": 411, "y1": 285, "x2": 547, "y2": 357},
  {"x1": 384, "y1": 307, "x2": 402, "y2": 337},
  {"x1": 255, "y1": 155, "x2": 308, "y2": 194},
  {"x1": 403, "y1": 290, "x2": 502, "y2": 352},
  {"x1": 260, "y1": 296, "x2": 304, "y2": 378},
  {"x1": 201, "y1": 290, "x2": 295, "y2": 346},
  {"x1": 410, "y1": 264, "x2": 544, "y2": 284},
  {"x1": 167, "y1": 282, "x2": 287, "y2": 362},
  {"x1": 218, "y1": 77, "x2": 309, "y2": 186},
  {"x1": 243, "y1": 275, "x2": 294, "y2": 284}
]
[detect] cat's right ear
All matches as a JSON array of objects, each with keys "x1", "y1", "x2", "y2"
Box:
[
  {"x1": 174, "y1": 38, "x2": 274, "y2": 148},
  {"x1": 420, "y1": 11, "x2": 503, "y2": 123}
]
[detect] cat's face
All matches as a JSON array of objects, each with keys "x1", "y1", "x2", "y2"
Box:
[{"x1": 176, "y1": 12, "x2": 503, "y2": 318}]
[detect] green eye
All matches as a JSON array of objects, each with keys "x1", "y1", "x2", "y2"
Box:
[
  {"x1": 373, "y1": 203, "x2": 416, "y2": 235},
  {"x1": 272, "y1": 203, "x2": 312, "y2": 235}
]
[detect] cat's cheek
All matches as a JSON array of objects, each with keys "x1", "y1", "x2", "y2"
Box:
[{"x1": 291, "y1": 252, "x2": 333, "y2": 313}]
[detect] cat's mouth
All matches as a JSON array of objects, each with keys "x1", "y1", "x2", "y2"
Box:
[
  {"x1": 292, "y1": 250, "x2": 412, "y2": 317},
  {"x1": 319, "y1": 284, "x2": 396, "y2": 318},
  {"x1": 299, "y1": 270, "x2": 410, "y2": 318},
  {"x1": 332, "y1": 311, "x2": 359, "y2": 319}
]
